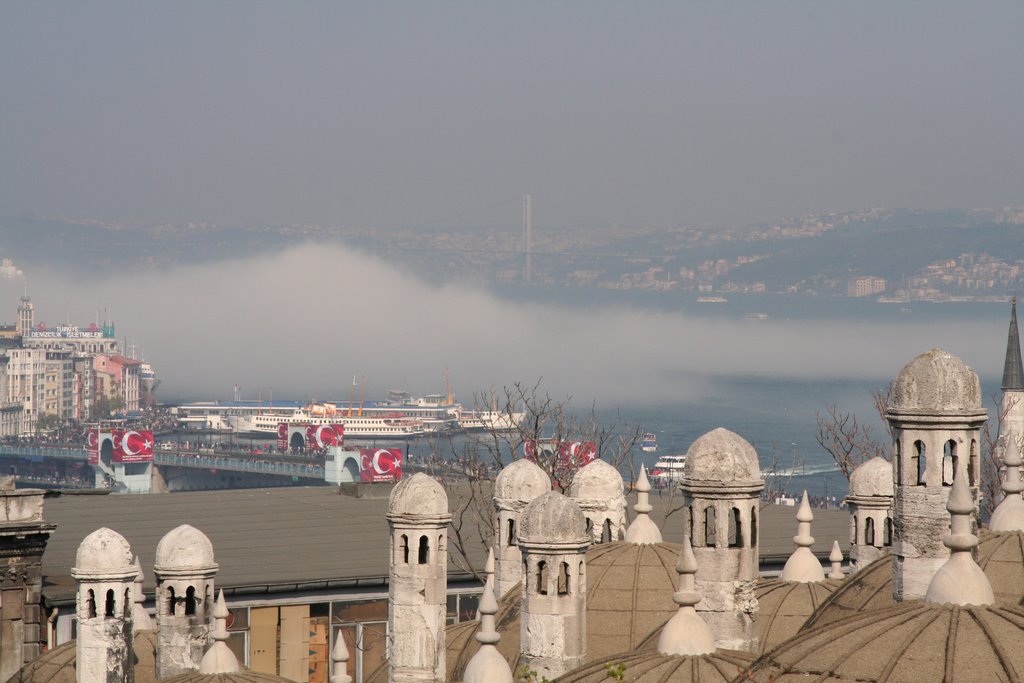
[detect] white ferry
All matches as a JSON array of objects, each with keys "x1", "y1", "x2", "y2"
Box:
[
  {"x1": 641, "y1": 432, "x2": 657, "y2": 452},
  {"x1": 650, "y1": 454, "x2": 687, "y2": 483},
  {"x1": 232, "y1": 409, "x2": 429, "y2": 439}
]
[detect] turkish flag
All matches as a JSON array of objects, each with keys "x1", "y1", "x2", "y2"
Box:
[
  {"x1": 359, "y1": 448, "x2": 403, "y2": 482},
  {"x1": 86, "y1": 428, "x2": 99, "y2": 465},
  {"x1": 111, "y1": 429, "x2": 125, "y2": 461},
  {"x1": 277, "y1": 423, "x2": 288, "y2": 451},
  {"x1": 114, "y1": 430, "x2": 154, "y2": 463}
]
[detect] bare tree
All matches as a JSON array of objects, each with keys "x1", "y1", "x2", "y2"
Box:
[
  {"x1": 420, "y1": 380, "x2": 642, "y2": 577},
  {"x1": 815, "y1": 384, "x2": 893, "y2": 480}
]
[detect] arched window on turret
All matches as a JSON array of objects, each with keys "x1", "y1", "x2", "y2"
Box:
[
  {"x1": 686, "y1": 507, "x2": 694, "y2": 541},
  {"x1": 86, "y1": 589, "x2": 97, "y2": 619},
  {"x1": 124, "y1": 588, "x2": 130, "y2": 617},
  {"x1": 507, "y1": 518, "x2": 516, "y2": 547},
  {"x1": 914, "y1": 441, "x2": 927, "y2": 486},
  {"x1": 185, "y1": 586, "x2": 197, "y2": 616},
  {"x1": 557, "y1": 562, "x2": 570, "y2": 595},
  {"x1": 864, "y1": 517, "x2": 875, "y2": 546},
  {"x1": 585, "y1": 518, "x2": 594, "y2": 537},
  {"x1": 884, "y1": 518, "x2": 893, "y2": 546},
  {"x1": 104, "y1": 589, "x2": 115, "y2": 618},
  {"x1": 970, "y1": 439, "x2": 979, "y2": 486},
  {"x1": 399, "y1": 534, "x2": 409, "y2": 564},
  {"x1": 418, "y1": 535, "x2": 429, "y2": 564},
  {"x1": 942, "y1": 440, "x2": 958, "y2": 486},
  {"x1": 167, "y1": 586, "x2": 176, "y2": 616},
  {"x1": 601, "y1": 519, "x2": 612, "y2": 543},
  {"x1": 728, "y1": 507, "x2": 743, "y2": 548},
  {"x1": 894, "y1": 439, "x2": 902, "y2": 483},
  {"x1": 750, "y1": 506, "x2": 758, "y2": 547},
  {"x1": 704, "y1": 505, "x2": 717, "y2": 547},
  {"x1": 536, "y1": 561, "x2": 548, "y2": 596},
  {"x1": 851, "y1": 513, "x2": 858, "y2": 544}
]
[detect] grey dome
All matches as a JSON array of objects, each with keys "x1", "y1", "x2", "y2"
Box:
[
  {"x1": 683, "y1": 428, "x2": 761, "y2": 483},
  {"x1": 494, "y1": 458, "x2": 550, "y2": 502},
  {"x1": 73, "y1": 527, "x2": 133, "y2": 575},
  {"x1": 567, "y1": 459, "x2": 624, "y2": 501},
  {"x1": 555, "y1": 649, "x2": 754, "y2": 683},
  {"x1": 888, "y1": 348, "x2": 983, "y2": 415},
  {"x1": 517, "y1": 491, "x2": 588, "y2": 545},
  {"x1": 848, "y1": 457, "x2": 894, "y2": 498},
  {"x1": 154, "y1": 524, "x2": 217, "y2": 573},
  {"x1": 388, "y1": 472, "x2": 449, "y2": 517}
]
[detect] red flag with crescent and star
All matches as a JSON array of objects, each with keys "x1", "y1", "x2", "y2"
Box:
[
  {"x1": 86, "y1": 428, "x2": 99, "y2": 465},
  {"x1": 359, "y1": 448, "x2": 402, "y2": 482},
  {"x1": 112, "y1": 429, "x2": 154, "y2": 463}
]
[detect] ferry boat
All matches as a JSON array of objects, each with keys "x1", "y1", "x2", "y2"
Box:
[
  {"x1": 650, "y1": 454, "x2": 687, "y2": 483},
  {"x1": 458, "y1": 409, "x2": 525, "y2": 432},
  {"x1": 231, "y1": 408, "x2": 429, "y2": 439},
  {"x1": 640, "y1": 432, "x2": 657, "y2": 452}
]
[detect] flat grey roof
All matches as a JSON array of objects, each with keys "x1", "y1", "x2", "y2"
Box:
[{"x1": 38, "y1": 485, "x2": 851, "y2": 604}]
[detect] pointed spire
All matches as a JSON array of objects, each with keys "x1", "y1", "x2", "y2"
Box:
[
  {"x1": 131, "y1": 555, "x2": 153, "y2": 632},
  {"x1": 657, "y1": 536, "x2": 716, "y2": 656},
  {"x1": 624, "y1": 465, "x2": 663, "y2": 544},
  {"x1": 462, "y1": 575, "x2": 513, "y2": 683},
  {"x1": 198, "y1": 590, "x2": 240, "y2": 674},
  {"x1": 925, "y1": 472, "x2": 994, "y2": 606},
  {"x1": 828, "y1": 541, "x2": 844, "y2": 580},
  {"x1": 1004, "y1": 296, "x2": 1024, "y2": 390},
  {"x1": 780, "y1": 491, "x2": 825, "y2": 582},
  {"x1": 330, "y1": 635, "x2": 353, "y2": 683}
]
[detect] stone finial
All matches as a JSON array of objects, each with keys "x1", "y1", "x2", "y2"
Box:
[
  {"x1": 132, "y1": 556, "x2": 153, "y2": 632},
  {"x1": 990, "y1": 436, "x2": 1024, "y2": 532},
  {"x1": 624, "y1": 465, "x2": 663, "y2": 544},
  {"x1": 925, "y1": 473, "x2": 994, "y2": 606},
  {"x1": 463, "y1": 575, "x2": 513, "y2": 683},
  {"x1": 657, "y1": 536, "x2": 716, "y2": 656},
  {"x1": 198, "y1": 590, "x2": 240, "y2": 674},
  {"x1": 330, "y1": 634, "x2": 353, "y2": 683},
  {"x1": 828, "y1": 541, "x2": 844, "y2": 580},
  {"x1": 482, "y1": 547, "x2": 496, "y2": 614},
  {"x1": 779, "y1": 491, "x2": 825, "y2": 582}
]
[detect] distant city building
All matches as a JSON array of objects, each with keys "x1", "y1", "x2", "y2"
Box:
[
  {"x1": 847, "y1": 276, "x2": 886, "y2": 298},
  {"x1": 93, "y1": 354, "x2": 142, "y2": 413}
]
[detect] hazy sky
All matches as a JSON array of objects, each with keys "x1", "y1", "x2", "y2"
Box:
[{"x1": 2, "y1": 3, "x2": 1024, "y2": 231}]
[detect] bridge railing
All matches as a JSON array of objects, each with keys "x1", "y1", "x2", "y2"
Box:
[{"x1": 0, "y1": 445, "x2": 323, "y2": 478}]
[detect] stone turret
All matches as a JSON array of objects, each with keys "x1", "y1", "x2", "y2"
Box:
[
  {"x1": 679, "y1": 428, "x2": 763, "y2": 652},
  {"x1": 72, "y1": 528, "x2": 136, "y2": 683},
  {"x1": 845, "y1": 456, "x2": 894, "y2": 571},
  {"x1": 492, "y1": 459, "x2": 550, "y2": 599},
  {"x1": 567, "y1": 459, "x2": 626, "y2": 544},
  {"x1": 0, "y1": 478, "x2": 55, "y2": 682},
  {"x1": 886, "y1": 349, "x2": 986, "y2": 601},
  {"x1": 517, "y1": 491, "x2": 589, "y2": 679},
  {"x1": 154, "y1": 524, "x2": 218, "y2": 678},
  {"x1": 387, "y1": 473, "x2": 450, "y2": 683}
]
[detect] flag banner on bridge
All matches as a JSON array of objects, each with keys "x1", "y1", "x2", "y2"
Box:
[
  {"x1": 277, "y1": 423, "x2": 288, "y2": 451},
  {"x1": 359, "y1": 448, "x2": 402, "y2": 482},
  {"x1": 86, "y1": 428, "x2": 99, "y2": 465},
  {"x1": 111, "y1": 429, "x2": 154, "y2": 463},
  {"x1": 305, "y1": 424, "x2": 345, "y2": 450}
]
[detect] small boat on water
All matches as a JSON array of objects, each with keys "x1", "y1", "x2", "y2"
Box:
[
  {"x1": 640, "y1": 432, "x2": 657, "y2": 453},
  {"x1": 650, "y1": 454, "x2": 686, "y2": 483}
]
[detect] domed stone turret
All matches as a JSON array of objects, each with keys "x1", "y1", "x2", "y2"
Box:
[
  {"x1": 849, "y1": 457, "x2": 894, "y2": 498},
  {"x1": 568, "y1": 459, "x2": 626, "y2": 544},
  {"x1": 847, "y1": 457, "x2": 895, "y2": 570},
  {"x1": 74, "y1": 527, "x2": 134, "y2": 576},
  {"x1": 154, "y1": 525, "x2": 219, "y2": 678},
  {"x1": 679, "y1": 428, "x2": 764, "y2": 652},
  {"x1": 492, "y1": 459, "x2": 550, "y2": 598},
  {"x1": 889, "y1": 348, "x2": 983, "y2": 415},
  {"x1": 886, "y1": 349, "x2": 986, "y2": 602},
  {"x1": 683, "y1": 428, "x2": 761, "y2": 484},
  {"x1": 388, "y1": 472, "x2": 449, "y2": 518},
  {"x1": 517, "y1": 491, "x2": 590, "y2": 679}
]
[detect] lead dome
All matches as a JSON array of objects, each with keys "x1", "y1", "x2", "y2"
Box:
[
  {"x1": 74, "y1": 527, "x2": 134, "y2": 575},
  {"x1": 888, "y1": 348, "x2": 983, "y2": 414},
  {"x1": 848, "y1": 457, "x2": 894, "y2": 498},
  {"x1": 683, "y1": 428, "x2": 761, "y2": 483},
  {"x1": 154, "y1": 525, "x2": 217, "y2": 572},
  {"x1": 387, "y1": 472, "x2": 449, "y2": 517},
  {"x1": 517, "y1": 491, "x2": 588, "y2": 545},
  {"x1": 493, "y1": 458, "x2": 550, "y2": 501},
  {"x1": 567, "y1": 459, "x2": 623, "y2": 500}
]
